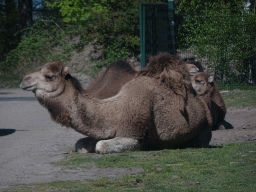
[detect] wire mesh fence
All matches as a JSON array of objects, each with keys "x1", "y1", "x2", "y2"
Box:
[{"x1": 175, "y1": 6, "x2": 256, "y2": 90}]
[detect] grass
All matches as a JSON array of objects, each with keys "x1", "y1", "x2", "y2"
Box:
[
  {"x1": 221, "y1": 90, "x2": 256, "y2": 108},
  {"x1": 217, "y1": 83, "x2": 256, "y2": 91},
  {"x1": 3, "y1": 143, "x2": 256, "y2": 192}
]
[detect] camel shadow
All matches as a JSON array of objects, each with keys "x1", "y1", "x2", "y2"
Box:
[
  {"x1": 0, "y1": 97, "x2": 37, "y2": 102},
  {"x1": 217, "y1": 120, "x2": 234, "y2": 130},
  {"x1": 0, "y1": 129, "x2": 16, "y2": 137},
  {"x1": 0, "y1": 129, "x2": 29, "y2": 137},
  {"x1": 207, "y1": 145, "x2": 223, "y2": 148},
  {"x1": 0, "y1": 92, "x2": 13, "y2": 94}
]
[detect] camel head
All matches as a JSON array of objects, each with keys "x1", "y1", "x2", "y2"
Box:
[
  {"x1": 185, "y1": 64, "x2": 200, "y2": 77},
  {"x1": 20, "y1": 62, "x2": 70, "y2": 99},
  {"x1": 191, "y1": 72, "x2": 214, "y2": 96},
  {"x1": 184, "y1": 58, "x2": 205, "y2": 72}
]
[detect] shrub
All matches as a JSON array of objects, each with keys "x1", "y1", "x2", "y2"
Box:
[{"x1": 0, "y1": 19, "x2": 82, "y2": 73}]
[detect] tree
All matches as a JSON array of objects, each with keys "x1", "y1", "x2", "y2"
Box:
[
  {"x1": 45, "y1": 0, "x2": 113, "y2": 26},
  {"x1": 176, "y1": 0, "x2": 256, "y2": 84},
  {"x1": 0, "y1": 0, "x2": 19, "y2": 54},
  {"x1": 18, "y1": 0, "x2": 33, "y2": 36},
  {"x1": 45, "y1": 0, "x2": 166, "y2": 62}
]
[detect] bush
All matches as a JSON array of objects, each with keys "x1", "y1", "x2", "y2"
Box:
[
  {"x1": 47, "y1": 0, "x2": 166, "y2": 63},
  {"x1": 0, "y1": 19, "x2": 83, "y2": 73}
]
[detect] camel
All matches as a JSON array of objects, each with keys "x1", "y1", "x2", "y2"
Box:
[
  {"x1": 86, "y1": 54, "x2": 226, "y2": 131},
  {"x1": 20, "y1": 57, "x2": 213, "y2": 153},
  {"x1": 191, "y1": 72, "x2": 226, "y2": 130},
  {"x1": 184, "y1": 59, "x2": 226, "y2": 130}
]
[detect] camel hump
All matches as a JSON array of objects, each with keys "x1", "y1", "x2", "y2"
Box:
[
  {"x1": 85, "y1": 60, "x2": 136, "y2": 99},
  {"x1": 135, "y1": 52, "x2": 189, "y2": 112},
  {"x1": 135, "y1": 52, "x2": 189, "y2": 82},
  {"x1": 136, "y1": 52, "x2": 183, "y2": 78},
  {"x1": 159, "y1": 69, "x2": 186, "y2": 112},
  {"x1": 159, "y1": 69, "x2": 186, "y2": 98},
  {"x1": 105, "y1": 60, "x2": 136, "y2": 75}
]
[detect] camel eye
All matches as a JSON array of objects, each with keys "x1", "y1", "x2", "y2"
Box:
[{"x1": 45, "y1": 75, "x2": 55, "y2": 80}]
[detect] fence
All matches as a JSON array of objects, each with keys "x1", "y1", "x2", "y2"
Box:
[
  {"x1": 175, "y1": 7, "x2": 256, "y2": 90},
  {"x1": 139, "y1": 1, "x2": 176, "y2": 68}
]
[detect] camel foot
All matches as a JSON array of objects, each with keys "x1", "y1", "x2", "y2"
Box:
[
  {"x1": 95, "y1": 137, "x2": 141, "y2": 154},
  {"x1": 75, "y1": 137, "x2": 100, "y2": 153}
]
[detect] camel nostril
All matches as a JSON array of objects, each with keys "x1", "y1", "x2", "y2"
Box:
[{"x1": 24, "y1": 76, "x2": 31, "y2": 81}]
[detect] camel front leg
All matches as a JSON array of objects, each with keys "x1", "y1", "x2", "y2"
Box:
[{"x1": 95, "y1": 137, "x2": 142, "y2": 154}]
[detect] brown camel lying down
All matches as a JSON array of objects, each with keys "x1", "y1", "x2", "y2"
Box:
[
  {"x1": 20, "y1": 55, "x2": 213, "y2": 153},
  {"x1": 86, "y1": 54, "x2": 226, "y2": 131}
]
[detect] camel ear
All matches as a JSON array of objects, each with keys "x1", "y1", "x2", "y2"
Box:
[
  {"x1": 62, "y1": 67, "x2": 69, "y2": 76},
  {"x1": 208, "y1": 75, "x2": 214, "y2": 83}
]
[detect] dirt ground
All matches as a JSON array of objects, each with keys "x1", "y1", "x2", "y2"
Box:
[{"x1": 0, "y1": 88, "x2": 256, "y2": 190}]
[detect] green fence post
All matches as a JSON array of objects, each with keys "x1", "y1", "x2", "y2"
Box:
[
  {"x1": 139, "y1": 3, "x2": 146, "y2": 69},
  {"x1": 140, "y1": 2, "x2": 174, "y2": 69},
  {"x1": 168, "y1": 0, "x2": 176, "y2": 54}
]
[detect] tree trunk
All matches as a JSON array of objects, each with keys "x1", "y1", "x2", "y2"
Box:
[
  {"x1": 5, "y1": 0, "x2": 19, "y2": 51},
  {"x1": 18, "y1": 0, "x2": 33, "y2": 36}
]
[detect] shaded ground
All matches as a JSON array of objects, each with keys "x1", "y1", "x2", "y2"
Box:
[
  {"x1": 0, "y1": 88, "x2": 255, "y2": 190},
  {"x1": 210, "y1": 107, "x2": 256, "y2": 145}
]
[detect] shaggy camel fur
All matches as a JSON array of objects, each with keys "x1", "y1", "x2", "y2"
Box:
[
  {"x1": 20, "y1": 59, "x2": 212, "y2": 153},
  {"x1": 135, "y1": 53, "x2": 190, "y2": 113},
  {"x1": 86, "y1": 55, "x2": 199, "y2": 100},
  {"x1": 85, "y1": 54, "x2": 225, "y2": 132}
]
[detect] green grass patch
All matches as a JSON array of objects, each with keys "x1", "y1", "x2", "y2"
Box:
[
  {"x1": 222, "y1": 90, "x2": 256, "y2": 108},
  {"x1": 217, "y1": 83, "x2": 256, "y2": 91},
  {"x1": 4, "y1": 143, "x2": 256, "y2": 192}
]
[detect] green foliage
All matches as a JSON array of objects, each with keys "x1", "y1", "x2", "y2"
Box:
[
  {"x1": 83, "y1": 0, "x2": 166, "y2": 63},
  {"x1": 45, "y1": 0, "x2": 114, "y2": 25},
  {"x1": 0, "y1": 19, "x2": 81, "y2": 73},
  {"x1": 0, "y1": 0, "x2": 169, "y2": 76},
  {"x1": 103, "y1": 37, "x2": 130, "y2": 62},
  {"x1": 176, "y1": 0, "x2": 256, "y2": 84},
  {"x1": 0, "y1": 0, "x2": 19, "y2": 56},
  {"x1": 46, "y1": 0, "x2": 166, "y2": 64}
]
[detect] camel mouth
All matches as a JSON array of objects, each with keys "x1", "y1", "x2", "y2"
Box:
[{"x1": 20, "y1": 84, "x2": 37, "y2": 92}]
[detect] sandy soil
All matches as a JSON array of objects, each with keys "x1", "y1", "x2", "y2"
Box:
[{"x1": 0, "y1": 88, "x2": 255, "y2": 190}]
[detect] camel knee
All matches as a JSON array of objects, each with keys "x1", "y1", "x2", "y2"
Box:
[
  {"x1": 192, "y1": 127, "x2": 212, "y2": 148},
  {"x1": 95, "y1": 137, "x2": 141, "y2": 154},
  {"x1": 75, "y1": 137, "x2": 100, "y2": 153}
]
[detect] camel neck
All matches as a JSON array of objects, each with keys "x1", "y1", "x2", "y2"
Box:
[{"x1": 58, "y1": 79, "x2": 115, "y2": 139}]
